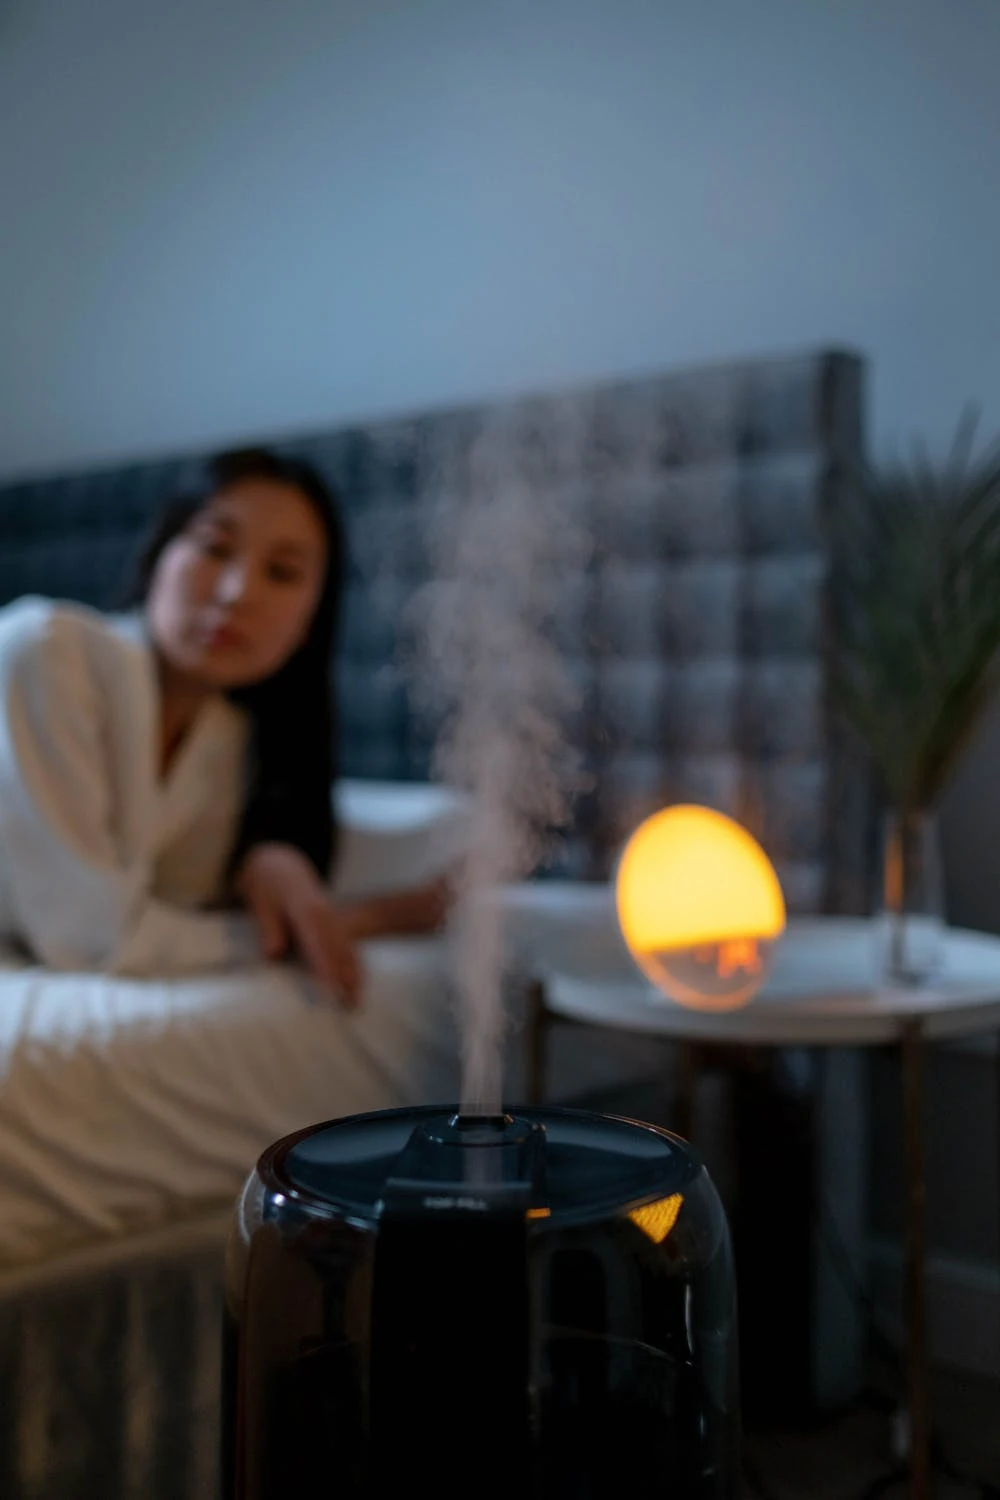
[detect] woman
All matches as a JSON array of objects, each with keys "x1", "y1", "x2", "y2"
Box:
[{"x1": 0, "y1": 447, "x2": 447, "y2": 1003}]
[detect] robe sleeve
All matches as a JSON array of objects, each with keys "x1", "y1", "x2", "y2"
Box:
[{"x1": 0, "y1": 601, "x2": 259, "y2": 975}]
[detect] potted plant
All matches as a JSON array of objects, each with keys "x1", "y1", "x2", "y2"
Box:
[{"x1": 832, "y1": 410, "x2": 1000, "y2": 980}]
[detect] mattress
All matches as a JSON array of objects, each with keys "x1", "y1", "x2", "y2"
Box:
[{"x1": 0, "y1": 939, "x2": 461, "y2": 1270}]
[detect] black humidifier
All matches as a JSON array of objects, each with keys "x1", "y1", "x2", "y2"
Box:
[{"x1": 223, "y1": 1105, "x2": 739, "y2": 1498}]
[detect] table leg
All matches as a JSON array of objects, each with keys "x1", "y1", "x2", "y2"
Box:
[
  {"x1": 901, "y1": 1018, "x2": 929, "y2": 1500},
  {"x1": 674, "y1": 1041, "x2": 699, "y2": 1142},
  {"x1": 525, "y1": 980, "x2": 549, "y2": 1106}
]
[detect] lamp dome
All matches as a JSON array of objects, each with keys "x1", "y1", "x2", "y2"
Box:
[{"x1": 615, "y1": 804, "x2": 786, "y2": 1011}]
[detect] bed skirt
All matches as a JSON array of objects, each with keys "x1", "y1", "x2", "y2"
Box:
[{"x1": 0, "y1": 1207, "x2": 233, "y2": 1500}]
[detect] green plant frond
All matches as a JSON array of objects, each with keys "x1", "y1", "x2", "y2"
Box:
[
  {"x1": 908, "y1": 443, "x2": 944, "y2": 513},
  {"x1": 945, "y1": 403, "x2": 982, "y2": 480},
  {"x1": 950, "y1": 466, "x2": 1000, "y2": 562},
  {"x1": 832, "y1": 408, "x2": 1000, "y2": 808},
  {"x1": 912, "y1": 660, "x2": 1000, "y2": 807}
]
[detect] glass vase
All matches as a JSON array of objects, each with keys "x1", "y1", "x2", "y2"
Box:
[{"x1": 875, "y1": 808, "x2": 945, "y2": 984}]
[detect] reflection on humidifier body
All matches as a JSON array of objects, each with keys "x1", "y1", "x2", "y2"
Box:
[{"x1": 223, "y1": 1106, "x2": 739, "y2": 1498}]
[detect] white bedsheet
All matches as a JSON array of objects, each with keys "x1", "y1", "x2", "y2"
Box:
[
  {"x1": 0, "y1": 879, "x2": 676, "y2": 1272},
  {"x1": 0, "y1": 940, "x2": 461, "y2": 1269}
]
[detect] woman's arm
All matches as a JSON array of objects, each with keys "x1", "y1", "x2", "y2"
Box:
[{"x1": 340, "y1": 877, "x2": 453, "y2": 941}]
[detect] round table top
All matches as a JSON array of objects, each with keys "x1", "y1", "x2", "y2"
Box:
[{"x1": 498, "y1": 882, "x2": 1000, "y2": 1046}]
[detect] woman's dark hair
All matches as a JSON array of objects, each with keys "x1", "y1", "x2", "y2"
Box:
[{"x1": 126, "y1": 446, "x2": 345, "y2": 878}]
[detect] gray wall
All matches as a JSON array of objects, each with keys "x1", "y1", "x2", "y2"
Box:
[{"x1": 0, "y1": 0, "x2": 998, "y2": 481}]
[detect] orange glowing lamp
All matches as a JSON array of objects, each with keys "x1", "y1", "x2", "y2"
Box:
[{"x1": 615, "y1": 805, "x2": 786, "y2": 1011}]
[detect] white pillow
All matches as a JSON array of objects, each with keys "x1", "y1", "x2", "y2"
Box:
[{"x1": 330, "y1": 780, "x2": 472, "y2": 900}]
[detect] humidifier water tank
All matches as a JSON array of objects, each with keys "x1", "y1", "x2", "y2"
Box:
[{"x1": 223, "y1": 1105, "x2": 740, "y2": 1499}]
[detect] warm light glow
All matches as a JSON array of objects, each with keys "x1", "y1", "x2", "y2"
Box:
[
  {"x1": 629, "y1": 1193, "x2": 684, "y2": 1244},
  {"x1": 615, "y1": 804, "x2": 786, "y2": 1011}
]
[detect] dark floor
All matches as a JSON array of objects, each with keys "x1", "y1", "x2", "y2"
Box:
[{"x1": 744, "y1": 1365, "x2": 1000, "y2": 1499}]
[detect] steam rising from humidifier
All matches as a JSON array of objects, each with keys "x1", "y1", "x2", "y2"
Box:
[{"x1": 411, "y1": 402, "x2": 589, "y2": 1114}]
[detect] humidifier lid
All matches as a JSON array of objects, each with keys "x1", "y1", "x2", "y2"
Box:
[{"x1": 269, "y1": 1105, "x2": 698, "y2": 1228}]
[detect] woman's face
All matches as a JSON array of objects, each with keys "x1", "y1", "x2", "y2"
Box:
[{"x1": 146, "y1": 478, "x2": 329, "y2": 690}]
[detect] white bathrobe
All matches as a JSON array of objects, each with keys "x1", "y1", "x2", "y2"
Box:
[{"x1": 0, "y1": 596, "x2": 259, "y2": 974}]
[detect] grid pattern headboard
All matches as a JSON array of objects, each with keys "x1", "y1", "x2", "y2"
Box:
[{"x1": 0, "y1": 348, "x2": 869, "y2": 911}]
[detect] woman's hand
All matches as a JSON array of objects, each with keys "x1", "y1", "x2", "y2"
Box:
[
  {"x1": 340, "y1": 874, "x2": 455, "y2": 941},
  {"x1": 235, "y1": 842, "x2": 362, "y2": 1007}
]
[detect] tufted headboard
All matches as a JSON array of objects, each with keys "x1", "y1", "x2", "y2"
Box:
[{"x1": 0, "y1": 347, "x2": 869, "y2": 912}]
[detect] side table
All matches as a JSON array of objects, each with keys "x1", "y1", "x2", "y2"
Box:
[{"x1": 500, "y1": 883, "x2": 1000, "y2": 1500}]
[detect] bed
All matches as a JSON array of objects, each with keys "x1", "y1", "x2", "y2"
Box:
[{"x1": 0, "y1": 347, "x2": 869, "y2": 1498}]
